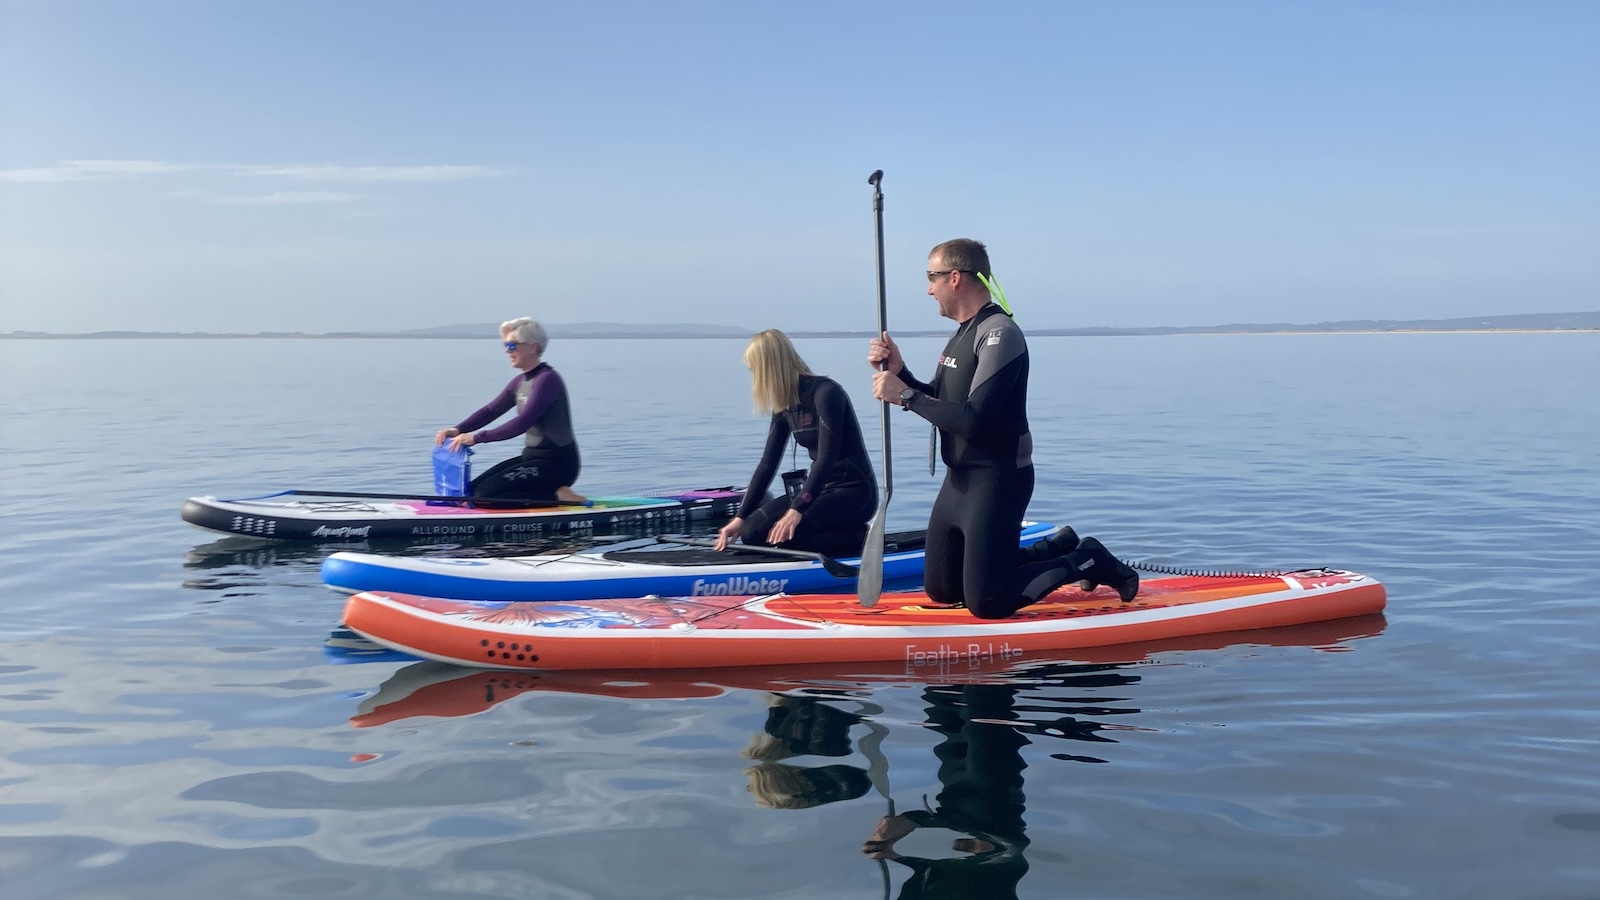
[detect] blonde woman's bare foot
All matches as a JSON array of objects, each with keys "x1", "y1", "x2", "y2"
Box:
[{"x1": 556, "y1": 486, "x2": 589, "y2": 504}]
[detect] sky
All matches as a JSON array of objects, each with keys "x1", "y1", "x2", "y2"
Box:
[{"x1": 1, "y1": 0, "x2": 1595, "y2": 334}]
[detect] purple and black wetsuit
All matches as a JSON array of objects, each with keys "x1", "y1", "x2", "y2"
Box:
[{"x1": 455, "y1": 363, "x2": 580, "y2": 501}]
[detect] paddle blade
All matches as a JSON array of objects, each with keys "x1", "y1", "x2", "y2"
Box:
[{"x1": 857, "y1": 507, "x2": 888, "y2": 607}]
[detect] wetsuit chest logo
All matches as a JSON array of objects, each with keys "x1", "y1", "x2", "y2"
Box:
[{"x1": 939, "y1": 355, "x2": 960, "y2": 369}]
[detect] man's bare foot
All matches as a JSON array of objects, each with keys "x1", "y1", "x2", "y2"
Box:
[{"x1": 555, "y1": 486, "x2": 589, "y2": 504}]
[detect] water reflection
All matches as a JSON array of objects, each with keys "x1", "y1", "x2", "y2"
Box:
[
  {"x1": 861, "y1": 685, "x2": 1041, "y2": 900},
  {"x1": 179, "y1": 529, "x2": 727, "y2": 594},
  {"x1": 182, "y1": 534, "x2": 575, "y2": 573},
  {"x1": 741, "y1": 672, "x2": 1142, "y2": 899},
  {"x1": 743, "y1": 695, "x2": 875, "y2": 809}
]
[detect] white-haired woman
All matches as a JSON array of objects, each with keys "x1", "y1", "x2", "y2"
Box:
[
  {"x1": 435, "y1": 318, "x2": 586, "y2": 503},
  {"x1": 714, "y1": 329, "x2": 876, "y2": 557}
]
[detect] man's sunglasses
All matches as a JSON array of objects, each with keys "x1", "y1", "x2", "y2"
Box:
[{"x1": 926, "y1": 269, "x2": 976, "y2": 282}]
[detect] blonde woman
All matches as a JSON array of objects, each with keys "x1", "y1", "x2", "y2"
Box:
[
  {"x1": 742, "y1": 694, "x2": 871, "y2": 810},
  {"x1": 434, "y1": 317, "x2": 586, "y2": 503},
  {"x1": 714, "y1": 329, "x2": 877, "y2": 557},
  {"x1": 745, "y1": 762, "x2": 871, "y2": 810}
]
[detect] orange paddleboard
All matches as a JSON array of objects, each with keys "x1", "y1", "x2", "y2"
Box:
[
  {"x1": 347, "y1": 612, "x2": 1387, "y2": 727},
  {"x1": 342, "y1": 569, "x2": 1385, "y2": 672}
]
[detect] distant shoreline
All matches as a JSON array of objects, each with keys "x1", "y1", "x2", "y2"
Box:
[{"x1": 2, "y1": 328, "x2": 1597, "y2": 340}]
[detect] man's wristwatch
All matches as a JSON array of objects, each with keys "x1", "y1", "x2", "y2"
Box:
[{"x1": 899, "y1": 388, "x2": 917, "y2": 410}]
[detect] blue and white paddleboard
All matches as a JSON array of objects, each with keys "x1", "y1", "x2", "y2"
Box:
[{"x1": 321, "y1": 522, "x2": 1059, "y2": 601}]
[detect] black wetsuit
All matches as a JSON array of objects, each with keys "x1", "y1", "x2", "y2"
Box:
[
  {"x1": 735, "y1": 374, "x2": 878, "y2": 558},
  {"x1": 885, "y1": 685, "x2": 1031, "y2": 900},
  {"x1": 457, "y1": 363, "x2": 581, "y2": 502},
  {"x1": 898, "y1": 304, "x2": 1072, "y2": 618}
]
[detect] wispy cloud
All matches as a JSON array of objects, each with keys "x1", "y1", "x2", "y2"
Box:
[
  {"x1": 241, "y1": 164, "x2": 504, "y2": 182},
  {"x1": 0, "y1": 159, "x2": 507, "y2": 184},
  {"x1": 213, "y1": 191, "x2": 362, "y2": 205},
  {"x1": 0, "y1": 159, "x2": 191, "y2": 182}
]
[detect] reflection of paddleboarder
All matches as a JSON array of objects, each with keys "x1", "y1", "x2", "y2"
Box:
[
  {"x1": 743, "y1": 694, "x2": 873, "y2": 809},
  {"x1": 860, "y1": 671, "x2": 1142, "y2": 900},
  {"x1": 861, "y1": 685, "x2": 1031, "y2": 900},
  {"x1": 731, "y1": 666, "x2": 1144, "y2": 899}
]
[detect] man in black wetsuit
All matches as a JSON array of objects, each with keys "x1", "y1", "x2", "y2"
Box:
[{"x1": 868, "y1": 238, "x2": 1138, "y2": 618}]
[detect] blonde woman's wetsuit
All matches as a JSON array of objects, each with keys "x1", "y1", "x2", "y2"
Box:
[{"x1": 735, "y1": 374, "x2": 877, "y2": 558}]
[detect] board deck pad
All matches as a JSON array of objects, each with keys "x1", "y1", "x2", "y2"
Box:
[{"x1": 601, "y1": 529, "x2": 930, "y2": 566}]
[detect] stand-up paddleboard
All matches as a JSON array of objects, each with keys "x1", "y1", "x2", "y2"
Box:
[
  {"x1": 340, "y1": 614, "x2": 1388, "y2": 727},
  {"x1": 180, "y1": 487, "x2": 746, "y2": 541},
  {"x1": 342, "y1": 569, "x2": 1386, "y2": 671},
  {"x1": 321, "y1": 522, "x2": 1060, "y2": 601}
]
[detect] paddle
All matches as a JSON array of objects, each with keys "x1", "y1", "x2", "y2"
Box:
[
  {"x1": 237, "y1": 489, "x2": 574, "y2": 508},
  {"x1": 860, "y1": 718, "x2": 895, "y2": 814},
  {"x1": 663, "y1": 535, "x2": 860, "y2": 579},
  {"x1": 859, "y1": 169, "x2": 892, "y2": 607},
  {"x1": 859, "y1": 716, "x2": 896, "y2": 898}
]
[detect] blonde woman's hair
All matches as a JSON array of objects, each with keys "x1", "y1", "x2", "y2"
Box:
[
  {"x1": 744, "y1": 329, "x2": 812, "y2": 415},
  {"x1": 744, "y1": 763, "x2": 827, "y2": 809},
  {"x1": 500, "y1": 317, "x2": 548, "y2": 352},
  {"x1": 744, "y1": 762, "x2": 870, "y2": 809},
  {"x1": 742, "y1": 731, "x2": 795, "y2": 762}
]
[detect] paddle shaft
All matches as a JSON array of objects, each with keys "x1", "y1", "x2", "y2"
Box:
[
  {"x1": 860, "y1": 719, "x2": 896, "y2": 898},
  {"x1": 859, "y1": 169, "x2": 892, "y2": 607},
  {"x1": 662, "y1": 536, "x2": 859, "y2": 578},
  {"x1": 872, "y1": 176, "x2": 893, "y2": 511}
]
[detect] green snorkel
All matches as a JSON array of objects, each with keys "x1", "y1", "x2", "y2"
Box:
[{"x1": 976, "y1": 272, "x2": 1014, "y2": 316}]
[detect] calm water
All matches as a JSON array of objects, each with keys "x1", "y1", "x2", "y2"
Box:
[{"x1": 1, "y1": 333, "x2": 1597, "y2": 899}]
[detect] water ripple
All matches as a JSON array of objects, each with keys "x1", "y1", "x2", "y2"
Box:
[{"x1": 0, "y1": 335, "x2": 1596, "y2": 898}]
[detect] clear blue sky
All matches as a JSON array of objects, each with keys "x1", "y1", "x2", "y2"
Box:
[{"x1": 2, "y1": 0, "x2": 1595, "y2": 333}]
